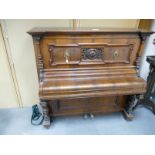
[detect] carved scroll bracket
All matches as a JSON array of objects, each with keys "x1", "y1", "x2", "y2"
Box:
[
  {"x1": 33, "y1": 35, "x2": 42, "y2": 42},
  {"x1": 138, "y1": 32, "x2": 149, "y2": 42}
]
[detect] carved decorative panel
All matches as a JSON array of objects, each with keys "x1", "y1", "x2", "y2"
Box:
[
  {"x1": 48, "y1": 45, "x2": 81, "y2": 66},
  {"x1": 81, "y1": 48, "x2": 103, "y2": 61}
]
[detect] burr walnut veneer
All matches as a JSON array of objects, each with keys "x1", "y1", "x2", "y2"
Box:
[{"x1": 28, "y1": 28, "x2": 153, "y2": 128}]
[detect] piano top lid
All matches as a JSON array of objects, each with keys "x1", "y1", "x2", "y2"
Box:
[{"x1": 27, "y1": 27, "x2": 154, "y2": 36}]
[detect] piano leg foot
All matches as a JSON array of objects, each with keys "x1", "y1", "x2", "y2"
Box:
[
  {"x1": 123, "y1": 95, "x2": 139, "y2": 121},
  {"x1": 123, "y1": 109, "x2": 134, "y2": 121},
  {"x1": 40, "y1": 101, "x2": 51, "y2": 128}
]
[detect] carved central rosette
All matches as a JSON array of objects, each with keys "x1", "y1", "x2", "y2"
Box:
[{"x1": 82, "y1": 48, "x2": 103, "y2": 60}]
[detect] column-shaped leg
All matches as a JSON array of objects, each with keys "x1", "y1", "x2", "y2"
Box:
[{"x1": 40, "y1": 101, "x2": 51, "y2": 128}]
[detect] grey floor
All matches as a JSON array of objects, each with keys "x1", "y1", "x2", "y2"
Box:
[{"x1": 0, "y1": 106, "x2": 155, "y2": 135}]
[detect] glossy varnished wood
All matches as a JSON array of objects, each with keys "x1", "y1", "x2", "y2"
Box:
[{"x1": 28, "y1": 28, "x2": 153, "y2": 127}]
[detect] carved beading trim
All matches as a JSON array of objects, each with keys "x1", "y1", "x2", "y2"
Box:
[
  {"x1": 135, "y1": 56, "x2": 141, "y2": 77},
  {"x1": 33, "y1": 35, "x2": 44, "y2": 82},
  {"x1": 38, "y1": 54, "x2": 44, "y2": 82}
]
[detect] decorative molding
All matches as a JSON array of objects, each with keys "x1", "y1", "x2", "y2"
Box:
[
  {"x1": 34, "y1": 38, "x2": 44, "y2": 82},
  {"x1": 38, "y1": 55, "x2": 44, "y2": 82},
  {"x1": 48, "y1": 46, "x2": 54, "y2": 52},
  {"x1": 82, "y1": 48, "x2": 103, "y2": 60},
  {"x1": 33, "y1": 35, "x2": 42, "y2": 42},
  {"x1": 139, "y1": 33, "x2": 148, "y2": 42},
  {"x1": 136, "y1": 56, "x2": 141, "y2": 77}
]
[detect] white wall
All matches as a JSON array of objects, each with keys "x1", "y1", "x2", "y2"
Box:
[
  {"x1": 0, "y1": 25, "x2": 19, "y2": 108},
  {"x1": 140, "y1": 19, "x2": 155, "y2": 80},
  {"x1": 79, "y1": 19, "x2": 139, "y2": 28},
  {"x1": 2, "y1": 19, "x2": 72, "y2": 107}
]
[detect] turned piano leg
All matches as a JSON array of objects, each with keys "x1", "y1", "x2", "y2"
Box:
[
  {"x1": 123, "y1": 95, "x2": 139, "y2": 121},
  {"x1": 40, "y1": 101, "x2": 51, "y2": 128}
]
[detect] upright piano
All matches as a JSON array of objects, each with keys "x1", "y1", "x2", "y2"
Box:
[{"x1": 28, "y1": 28, "x2": 153, "y2": 128}]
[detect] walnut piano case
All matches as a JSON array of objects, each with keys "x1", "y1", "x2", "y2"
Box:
[{"x1": 28, "y1": 28, "x2": 153, "y2": 128}]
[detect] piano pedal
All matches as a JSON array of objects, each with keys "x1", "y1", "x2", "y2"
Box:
[
  {"x1": 83, "y1": 113, "x2": 89, "y2": 119},
  {"x1": 89, "y1": 113, "x2": 95, "y2": 119},
  {"x1": 83, "y1": 113, "x2": 95, "y2": 119}
]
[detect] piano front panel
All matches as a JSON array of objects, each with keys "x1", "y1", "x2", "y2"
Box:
[
  {"x1": 40, "y1": 34, "x2": 140, "y2": 68},
  {"x1": 48, "y1": 96, "x2": 128, "y2": 116}
]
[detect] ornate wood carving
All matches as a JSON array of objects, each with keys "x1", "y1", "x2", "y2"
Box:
[
  {"x1": 136, "y1": 56, "x2": 141, "y2": 77},
  {"x1": 40, "y1": 101, "x2": 51, "y2": 128},
  {"x1": 38, "y1": 56, "x2": 44, "y2": 82},
  {"x1": 82, "y1": 48, "x2": 103, "y2": 60},
  {"x1": 123, "y1": 95, "x2": 140, "y2": 120},
  {"x1": 33, "y1": 35, "x2": 42, "y2": 42},
  {"x1": 33, "y1": 35, "x2": 44, "y2": 82}
]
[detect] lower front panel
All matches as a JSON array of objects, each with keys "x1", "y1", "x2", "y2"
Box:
[{"x1": 48, "y1": 96, "x2": 129, "y2": 116}]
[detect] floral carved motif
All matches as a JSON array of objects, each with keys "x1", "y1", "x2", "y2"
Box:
[{"x1": 82, "y1": 48, "x2": 103, "y2": 60}]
